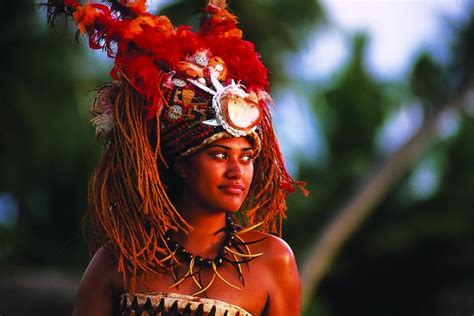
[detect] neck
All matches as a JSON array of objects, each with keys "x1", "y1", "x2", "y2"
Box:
[
  {"x1": 173, "y1": 201, "x2": 229, "y2": 257},
  {"x1": 180, "y1": 209, "x2": 227, "y2": 236},
  {"x1": 175, "y1": 192, "x2": 229, "y2": 236}
]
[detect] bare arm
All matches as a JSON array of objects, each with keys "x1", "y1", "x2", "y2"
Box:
[
  {"x1": 262, "y1": 237, "x2": 302, "y2": 316},
  {"x1": 72, "y1": 247, "x2": 119, "y2": 316}
]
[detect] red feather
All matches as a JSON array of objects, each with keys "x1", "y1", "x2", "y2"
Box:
[{"x1": 46, "y1": 2, "x2": 271, "y2": 115}]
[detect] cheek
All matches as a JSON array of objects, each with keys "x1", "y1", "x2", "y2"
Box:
[
  {"x1": 248, "y1": 164, "x2": 254, "y2": 183},
  {"x1": 243, "y1": 163, "x2": 254, "y2": 190},
  {"x1": 181, "y1": 173, "x2": 212, "y2": 204},
  {"x1": 185, "y1": 161, "x2": 221, "y2": 188},
  {"x1": 244, "y1": 162, "x2": 255, "y2": 194}
]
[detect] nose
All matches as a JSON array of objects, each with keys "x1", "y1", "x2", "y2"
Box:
[{"x1": 225, "y1": 158, "x2": 244, "y2": 179}]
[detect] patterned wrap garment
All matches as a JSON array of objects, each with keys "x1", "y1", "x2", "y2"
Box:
[{"x1": 118, "y1": 292, "x2": 252, "y2": 316}]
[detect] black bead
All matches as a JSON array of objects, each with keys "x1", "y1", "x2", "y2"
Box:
[
  {"x1": 185, "y1": 252, "x2": 194, "y2": 262},
  {"x1": 226, "y1": 240, "x2": 233, "y2": 247},
  {"x1": 214, "y1": 257, "x2": 224, "y2": 266},
  {"x1": 203, "y1": 258, "x2": 213, "y2": 267},
  {"x1": 169, "y1": 242, "x2": 179, "y2": 251},
  {"x1": 228, "y1": 226, "x2": 238, "y2": 234},
  {"x1": 219, "y1": 248, "x2": 227, "y2": 256},
  {"x1": 176, "y1": 247, "x2": 186, "y2": 256},
  {"x1": 195, "y1": 256, "x2": 203, "y2": 266}
]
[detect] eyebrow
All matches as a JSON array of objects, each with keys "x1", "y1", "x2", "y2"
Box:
[{"x1": 207, "y1": 144, "x2": 254, "y2": 151}]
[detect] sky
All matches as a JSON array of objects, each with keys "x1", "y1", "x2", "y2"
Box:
[
  {"x1": 295, "y1": 0, "x2": 470, "y2": 81},
  {"x1": 277, "y1": 0, "x2": 470, "y2": 176}
]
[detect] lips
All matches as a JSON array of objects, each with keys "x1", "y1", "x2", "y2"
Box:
[{"x1": 218, "y1": 184, "x2": 245, "y2": 195}]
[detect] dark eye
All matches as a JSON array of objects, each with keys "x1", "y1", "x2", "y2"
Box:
[
  {"x1": 214, "y1": 152, "x2": 227, "y2": 160},
  {"x1": 241, "y1": 154, "x2": 253, "y2": 163}
]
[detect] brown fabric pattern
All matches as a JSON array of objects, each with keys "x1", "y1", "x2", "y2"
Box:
[{"x1": 118, "y1": 292, "x2": 252, "y2": 316}]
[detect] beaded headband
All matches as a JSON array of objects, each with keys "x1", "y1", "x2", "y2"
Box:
[{"x1": 158, "y1": 49, "x2": 265, "y2": 162}]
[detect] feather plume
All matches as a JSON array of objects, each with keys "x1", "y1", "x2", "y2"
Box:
[
  {"x1": 208, "y1": 0, "x2": 227, "y2": 9},
  {"x1": 104, "y1": 0, "x2": 147, "y2": 18},
  {"x1": 41, "y1": 0, "x2": 80, "y2": 27},
  {"x1": 200, "y1": 4, "x2": 240, "y2": 37}
]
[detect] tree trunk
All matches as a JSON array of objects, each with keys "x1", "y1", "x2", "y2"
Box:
[{"x1": 301, "y1": 86, "x2": 472, "y2": 308}]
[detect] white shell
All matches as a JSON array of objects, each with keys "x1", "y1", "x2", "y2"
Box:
[{"x1": 187, "y1": 73, "x2": 262, "y2": 137}]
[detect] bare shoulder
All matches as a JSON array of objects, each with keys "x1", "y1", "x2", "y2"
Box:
[
  {"x1": 88, "y1": 246, "x2": 117, "y2": 272},
  {"x1": 243, "y1": 231, "x2": 297, "y2": 267},
  {"x1": 72, "y1": 246, "x2": 122, "y2": 316},
  {"x1": 241, "y1": 231, "x2": 301, "y2": 315},
  {"x1": 81, "y1": 246, "x2": 122, "y2": 289}
]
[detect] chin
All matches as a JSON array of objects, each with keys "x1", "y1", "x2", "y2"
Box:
[
  {"x1": 210, "y1": 193, "x2": 248, "y2": 214},
  {"x1": 217, "y1": 201, "x2": 245, "y2": 213},
  {"x1": 217, "y1": 206, "x2": 241, "y2": 214}
]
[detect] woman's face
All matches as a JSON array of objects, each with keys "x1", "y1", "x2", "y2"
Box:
[{"x1": 177, "y1": 137, "x2": 254, "y2": 214}]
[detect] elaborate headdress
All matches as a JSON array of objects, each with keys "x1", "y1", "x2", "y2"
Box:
[{"x1": 45, "y1": 0, "x2": 306, "y2": 290}]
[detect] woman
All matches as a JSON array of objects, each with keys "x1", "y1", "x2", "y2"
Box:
[{"x1": 46, "y1": 1, "x2": 306, "y2": 315}]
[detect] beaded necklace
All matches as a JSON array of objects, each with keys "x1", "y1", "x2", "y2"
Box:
[{"x1": 163, "y1": 214, "x2": 265, "y2": 296}]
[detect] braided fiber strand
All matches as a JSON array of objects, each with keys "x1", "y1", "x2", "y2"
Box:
[
  {"x1": 244, "y1": 107, "x2": 308, "y2": 236},
  {"x1": 87, "y1": 84, "x2": 190, "y2": 291}
]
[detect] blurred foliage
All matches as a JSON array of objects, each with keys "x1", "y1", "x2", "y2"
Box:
[
  {"x1": 1, "y1": 0, "x2": 474, "y2": 315},
  {"x1": 286, "y1": 3, "x2": 474, "y2": 316},
  {"x1": 410, "y1": 53, "x2": 450, "y2": 112},
  {"x1": 0, "y1": 0, "x2": 102, "y2": 269}
]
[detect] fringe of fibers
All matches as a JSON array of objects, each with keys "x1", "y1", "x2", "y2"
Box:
[
  {"x1": 244, "y1": 106, "x2": 308, "y2": 236},
  {"x1": 87, "y1": 84, "x2": 189, "y2": 291}
]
